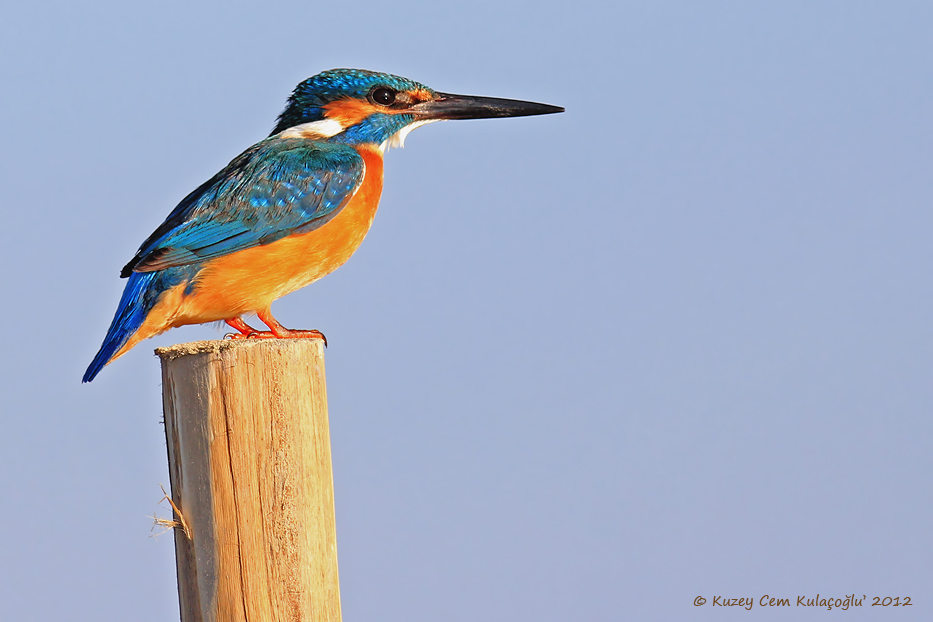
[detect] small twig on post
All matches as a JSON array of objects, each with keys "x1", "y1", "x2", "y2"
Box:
[{"x1": 152, "y1": 484, "x2": 192, "y2": 540}]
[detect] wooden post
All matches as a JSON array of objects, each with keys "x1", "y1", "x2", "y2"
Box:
[{"x1": 156, "y1": 339, "x2": 341, "y2": 622}]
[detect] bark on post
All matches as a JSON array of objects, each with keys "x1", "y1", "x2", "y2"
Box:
[{"x1": 156, "y1": 339, "x2": 340, "y2": 622}]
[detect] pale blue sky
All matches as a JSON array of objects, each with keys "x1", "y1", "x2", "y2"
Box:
[{"x1": 1, "y1": 2, "x2": 930, "y2": 620}]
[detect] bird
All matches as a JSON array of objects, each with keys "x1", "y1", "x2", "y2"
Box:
[{"x1": 83, "y1": 68, "x2": 563, "y2": 382}]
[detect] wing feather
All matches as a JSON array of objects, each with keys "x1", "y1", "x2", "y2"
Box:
[{"x1": 121, "y1": 138, "x2": 365, "y2": 277}]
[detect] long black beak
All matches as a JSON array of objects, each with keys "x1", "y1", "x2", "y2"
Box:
[{"x1": 411, "y1": 92, "x2": 564, "y2": 120}]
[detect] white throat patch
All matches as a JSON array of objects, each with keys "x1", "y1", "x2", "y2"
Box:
[{"x1": 382, "y1": 119, "x2": 438, "y2": 151}]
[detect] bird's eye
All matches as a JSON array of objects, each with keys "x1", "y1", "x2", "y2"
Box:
[{"x1": 371, "y1": 87, "x2": 397, "y2": 106}]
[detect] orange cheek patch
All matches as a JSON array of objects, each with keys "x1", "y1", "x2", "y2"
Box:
[
  {"x1": 324, "y1": 99, "x2": 378, "y2": 126},
  {"x1": 325, "y1": 91, "x2": 438, "y2": 124}
]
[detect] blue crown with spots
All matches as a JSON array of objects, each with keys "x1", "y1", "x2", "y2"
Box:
[{"x1": 271, "y1": 69, "x2": 434, "y2": 135}]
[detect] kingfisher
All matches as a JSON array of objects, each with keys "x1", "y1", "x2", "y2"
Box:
[{"x1": 83, "y1": 68, "x2": 562, "y2": 382}]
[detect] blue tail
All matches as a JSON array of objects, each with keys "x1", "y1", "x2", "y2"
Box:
[{"x1": 83, "y1": 272, "x2": 164, "y2": 382}]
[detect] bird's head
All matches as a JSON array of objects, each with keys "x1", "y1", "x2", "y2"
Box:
[{"x1": 271, "y1": 68, "x2": 563, "y2": 150}]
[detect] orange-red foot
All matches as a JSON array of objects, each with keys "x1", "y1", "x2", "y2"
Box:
[
  {"x1": 223, "y1": 312, "x2": 327, "y2": 346},
  {"x1": 224, "y1": 317, "x2": 260, "y2": 339},
  {"x1": 239, "y1": 328, "x2": 327, "y2": 345}
]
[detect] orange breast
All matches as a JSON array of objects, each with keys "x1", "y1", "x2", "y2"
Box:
[{"x1": 175, "y1": 146, "x2": 385, "y2": 324}]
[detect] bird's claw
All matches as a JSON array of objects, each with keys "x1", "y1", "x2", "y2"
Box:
[{"x1": 225, "y1": 332, "x2": 256, "y2": 340}]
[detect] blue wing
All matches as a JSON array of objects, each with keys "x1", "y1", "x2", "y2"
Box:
[{"x1": 122, "y1": 137, "x2": 365, "y2": 276}]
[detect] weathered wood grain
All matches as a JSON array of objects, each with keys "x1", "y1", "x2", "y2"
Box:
[{"x1": 157, "y1": 339, "x2": 340, "y2": 622}]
